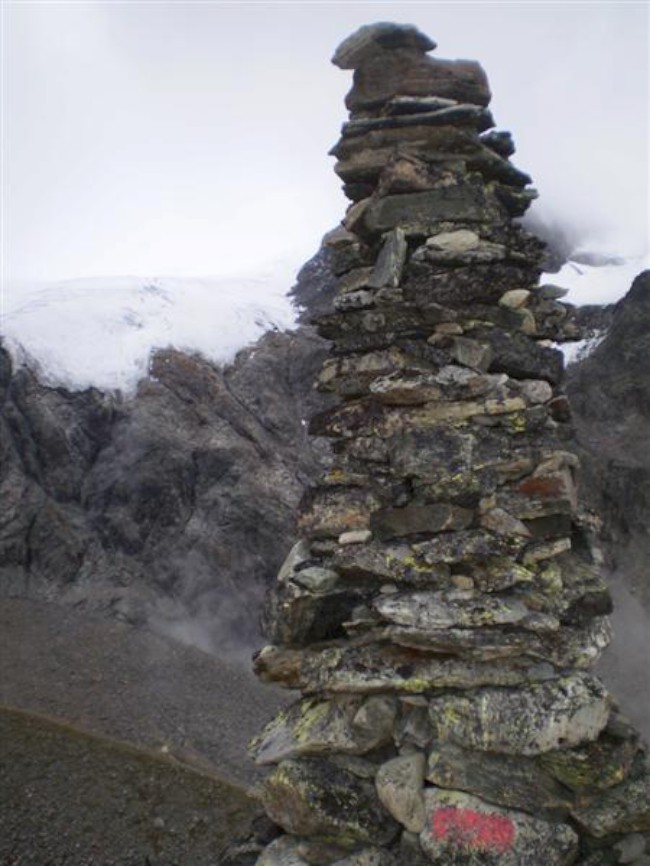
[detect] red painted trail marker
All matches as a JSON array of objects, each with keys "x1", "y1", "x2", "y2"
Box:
[{"x1": 431, "y1": 806, "x2": 516, "y2": 853}]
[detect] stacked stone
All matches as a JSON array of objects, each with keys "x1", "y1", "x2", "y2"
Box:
[{"x1": 248, "y1": 24, "x2": 650, "y2": 866}]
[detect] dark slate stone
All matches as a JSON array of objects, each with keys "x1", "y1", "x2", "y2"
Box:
[{"x1": 345, "y1": 51, "x2": 491, "y2": 113}]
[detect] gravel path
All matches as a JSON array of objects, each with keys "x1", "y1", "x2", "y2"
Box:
[
  {"x1": 0, "y1": 598, "x2": 290, "y2": 786},
  {"x1": 0, "y1": 704, "x2": 258, "y2": 865}
]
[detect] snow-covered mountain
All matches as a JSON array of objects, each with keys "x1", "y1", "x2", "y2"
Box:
[
  {"x1": 2, "y1": 270, "x2": 298, "y2": 395},
  {"x1": 2, "y1": 243, "x2": 648, "y2": 396},
  {"x1": 544, "y1": 253, "x2": 650, "y2": 307}
]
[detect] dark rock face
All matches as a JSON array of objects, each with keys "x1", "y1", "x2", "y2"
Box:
[
  {"x1": 0, "y1": 325, "x2": 330, "y2": 653},
  {"x1": 569, "y1": 272, "x2": 650, "y2": 419},
  {"x1": 567, "y1": 271, "x2": 650, "y2": 610},
  {"x1": 344, "y1": 50, "x2": 491, "y2": 114}
]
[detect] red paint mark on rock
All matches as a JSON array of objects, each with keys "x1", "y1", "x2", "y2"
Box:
[{"x1": 432, "y1": 806, "x2": 515, "y2": 853}]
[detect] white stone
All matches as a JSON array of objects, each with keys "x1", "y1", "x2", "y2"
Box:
[
  {"x1": 376, "y1": 753, "x2": 426, "y2": 833},
  {"x1": 339, "y1": 529, "x2": 373, "y2": 545},
  {"x1": 426, "y1": 229, "x2": 480, "y2": 252},
  {"x1": 519, "y1": 379, "x2": 553, "y2": 404},
  {"x1": 499, "y1": 289, "x2": 531, "y2": 309}
]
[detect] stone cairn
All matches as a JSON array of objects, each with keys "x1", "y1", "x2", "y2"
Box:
[{"x1": 247, "y1": 23, "x2": 650, "y2": 866}]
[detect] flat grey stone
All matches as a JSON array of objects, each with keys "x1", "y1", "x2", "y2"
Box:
[
  {"x1": 428, "y1": 673, "x2": 610, "y2": 755},
  {"x1": 332, "y1": 23, "x2": 435, "y2": 69},
  {"x1": 420, "y1": 788, "x2": 578, "y2": 865}
]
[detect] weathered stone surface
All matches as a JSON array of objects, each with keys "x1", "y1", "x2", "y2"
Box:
[
  {"x1": 499, "y1": 289, "x2": 531, "y2": 309},
  {"x1": 297, "y1": 487, "x2": 381, "y2": 538},
  {"x1": 333, "y1": 137, "x2": 478, "y2": 190},
  {"x1": 467, "y1": 558, "x2": 535, "y2": 592},
  {"x1": 613, "y1": 835, "x2": 647, "y2": 863},
  {"x1": 332, "y1": 541, "x2": 451, "y2": 587},
  {"x1": 539, "y1": 723, "x2": 639, "y2": 792},
  {"x1": 517, "y1": 378, "x2": 554, "y2": 404},
  {"x1": 260, "y1": 758, "x2": 399, "y2": 845},
  {"x1": 362, "y1": 185, "x2": 507, "y2": 235},
  {"x1": 373, "y1": 589, "x2": 557, "y2": 632},
  {"x1": 375, "y1": 753, "x2": 426, "y2": 832},
  {"x1": 331, "y1": 118, "x2": 479, "y2": 161},
  {"x1": 478, "y1": 326, "x2": 564, "y2": 384},
  {"x1": 257, "y1": 641, "x2": 562, "y2": 693},
  {"x1": 369, "y1": 503, "x2": 473, "y2": 541},
  {"x1": 414, "y1": 236, "x2": 509, "y2": 265},
  {"x1": 384, "y1": 616, "x2": 611, "y2": 669},
  {"x1": 249, "y1": 695, "x2": 397, "y2": 765},
  {"x1": 404, "y1": 262, "x2": 538, "y2": 310},
  {"x1": 278, "y1": 540, "x2": 313, "y2": 584},
  {"x1": 367, "y1": 371, "x2": 443, "y2": 405},
  {"x1": 426, "y1": 741, "x2": 573, "y2": 815},
  {"x1": 367, "y1": 228, "x2": 407, "y2": 289},
  {"x1": 345, "y1": 52, "x2": 491, "y2": 113},
  {"x1": 261, "y1": 584, "x2": 363, "y2": 648},
  {"x1": 338, "y1": 529, "x2": 373, "y2": 545},
  {"x1": 481, "y1": 129, "x2": 515, "y2": 157},
  {"x1": 340, "y1": 128, "x2": 528, "y2": 192},
  {"x1": 312, "y1": 303, "x2": 455, "y2": 346},
  {"x1": 480, "y1": 506, "x2": 531, "y2": 537},
  {"x1": 334, "y1": 290, "x2": 377, "y2": 312},
  {"x1": 343, "y1": 104, "x2": 494, "y2": 138},
  {"x1": 384, "y1": 624, "x2": 539, "y2": 659},
  {"x1": 317, "y1": 348, "x2": 418, "y2": 396},
  {"x1": 332, "y1": 23, "x2": 436, "y2": 70},
  {"x1": 292, "y1": 566, "x2": 340, "y2": 594},
  {"x1": 571, "y1": 774, "x2": 650, "y2": 836},
  {"x1": 420, "y1": 788, "x2": 578, "y2": 865},
  {"x1": 445, "y1": 336, "x2": 494, "y2": 371},
  {"x1": 413, "y1": 529, "x2": 526, "y2": 565},
  {"x1": 428, "y1": 673, "x2": 610, "y2": 755},
  {"x1": 310, "y1": 396, "x2": 527, "y2": 440}
]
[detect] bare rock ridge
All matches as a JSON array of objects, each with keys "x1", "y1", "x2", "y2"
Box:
[
  {"x1": 247, "y1": 23, "x2": 650, "y2": 866},
  {"x1": 567, "y1": 270, "x2": 650, "y2": 613},
  {"x1": 0, "y1": 330, "x2": 328, "y2": 653}
]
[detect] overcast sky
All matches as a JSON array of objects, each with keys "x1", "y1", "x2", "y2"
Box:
[{"x1": 2, "y1": 1, "x2": 648, "y2": 285}]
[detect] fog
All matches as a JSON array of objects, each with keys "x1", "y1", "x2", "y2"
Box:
[
  {"x1": 597, "y1": 573, "x2": 650, "y2": 744},
  {"x1": 3, "y1": 2, "x2": 648, "y2": 287}
]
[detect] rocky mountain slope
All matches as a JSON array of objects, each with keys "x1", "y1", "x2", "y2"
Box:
[
  {"x1": 567, "y1": 270, "x2": 650, "y2": 610},
  {"x1": 0, "y1": 319, "x2": 330, "y2": 656},
  {"x1": 1, "y1": 264, "x2": 649, "y2": 664}
]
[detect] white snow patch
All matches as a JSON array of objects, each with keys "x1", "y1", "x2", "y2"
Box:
[
  {"x1": 541, "y1": 252, "x2": 650, "y2": 307},
  {"x1": 560, "y1": 330, "x2": 606, "y2": 366},
  {"x1": 1, "y1": 271, "x2": 298, "y2": 394}
]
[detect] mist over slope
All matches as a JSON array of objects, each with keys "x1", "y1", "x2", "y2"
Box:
[{"x1": 0, "y1": 323, "x2": 329, "y2": 656}]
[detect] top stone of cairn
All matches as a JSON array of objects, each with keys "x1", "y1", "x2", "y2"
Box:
[
  {"x1": 332, "y1": 21, "x2": 491, "y2": 112},
  {"x1": 331, "y1": 22, "x2": 436, "y2": 69}
]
